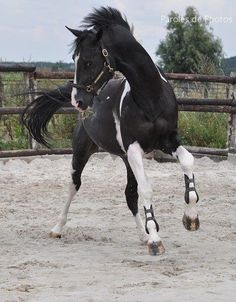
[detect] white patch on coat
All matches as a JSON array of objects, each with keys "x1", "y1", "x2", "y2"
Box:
[
  {"x1": 119, "y1": 80, "x2": 130, "y2": 116},
  {"x1": 113, "y1": 112, "x2": 125, "y2": 152},
  {"x1": 112, "y1": 81, "x2": 131, "y2": 153},
  {"x1": 156, "y1": 65, "x2": 168, "y2": 83},
  {"x1": 71, "y1": 54, "x2": 80, "y2": 109}
]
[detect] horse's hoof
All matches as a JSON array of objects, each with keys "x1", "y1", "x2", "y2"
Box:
[
  {"x1": 148, "y1": 241, "x2": 165, "y2": 256},
  {"x1": 182, "y1": 214, "x2": 200, "y2": 231},
  {"x1": 49, "y1": 231, "x2": 62, "y2": 239}
]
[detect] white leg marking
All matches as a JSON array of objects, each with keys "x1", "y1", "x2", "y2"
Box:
[
  {"x1": 127, "y1": 142, "x2": 152, "y2": 202},
  {"x1": 173, "y1": 145, "x2": 194, "y2": 177},
  {"x1": 127, "y1": 142, "x2": 161, "y2": 244},
  {"x1": 71, "y1": 54, "x2": 80, "y2": 109},
  {"x1": 134, "y1": 213, "x2": 148, "y2": 243},
  {"x1": 50, "y1": 182, "x2": 77, "y2": 236},
  {"x1": 173, "y1": 146, "x2": 198, "y2": 218},
  {"x1": 184, "y1": 202, "x2": 198, "y2": 220}
]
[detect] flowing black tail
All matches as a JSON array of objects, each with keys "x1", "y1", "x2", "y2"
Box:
[{"x1": 21, "y1": 82, "x2": 72, "y2": 147}]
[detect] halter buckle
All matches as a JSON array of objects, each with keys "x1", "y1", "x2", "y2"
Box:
[
  {"x1": 104, "y1": 61, "x2": 114, "y2": 73},
  {"x1": 86, "y1": 85, "x2": 92, "y2": 93},
  {"x1": 102, "y1": 49, "x2": 109, "y2": 57}
]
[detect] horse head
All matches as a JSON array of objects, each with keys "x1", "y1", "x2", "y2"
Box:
[{"x1": 67, "y1": 27, "x2": 115, "y2": 112}]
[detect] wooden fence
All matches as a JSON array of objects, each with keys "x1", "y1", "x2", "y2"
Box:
[{"x1": 0, "y1": 63, "x2": 236, "y2": 158}]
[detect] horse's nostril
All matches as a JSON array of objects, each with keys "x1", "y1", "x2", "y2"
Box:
[
  {"x1": 76, "y1": 100, "x2": 83, "y2": 108},
  {"x1": 76, "y1": 100, "x2": 88, "y2": 111}
]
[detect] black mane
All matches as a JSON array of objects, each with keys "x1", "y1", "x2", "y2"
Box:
[
  {"x1": 82, "y1": 7, "x2": 131, "y2": 32},
  {"x1": 72, "y1": 7, "x2": 131, "y2": 54}
]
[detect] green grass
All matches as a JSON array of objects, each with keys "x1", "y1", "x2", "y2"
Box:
[
  {"x1": 0, "y1": 114, "x2": 78, "y2": 150},
  {"x1": 0, "y1": 116, "x2": 28, "y2": 150},
  {"x1": 178, "y1": 112, "x2": 228, "y2": 148}
]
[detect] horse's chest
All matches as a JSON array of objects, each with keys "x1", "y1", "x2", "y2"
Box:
[{"x1": 83, "y1": 106, "x2": 125, "y2": 155}]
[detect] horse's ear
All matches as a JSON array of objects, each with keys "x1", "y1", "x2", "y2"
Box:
[{"x1": 65, "y1": 26, "x2": 82, "y2": 37}]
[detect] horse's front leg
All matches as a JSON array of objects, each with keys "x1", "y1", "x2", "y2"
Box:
[
  {"x1": 122, "y1": 157, "x2": 148, "y2": 244},
  {"x1": 127, "y1": 142, "x2": 165, "y2": 255},
  {"x1": 173, "y1": 145, "x2": 200, "y2": 231},
  {"x1": 50, "y1": 123, "x2": 98, "y2": 238}
]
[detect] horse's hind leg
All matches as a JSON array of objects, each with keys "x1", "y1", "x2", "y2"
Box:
[
  {"x1": 50, "y1": 123, "x2": 98, "y2": 238},
  {"x1": 167, "y1": 134, "x2": 199, "y2": 231},
  {"x1": 160, "y1": 132, "x2": 199, "y2": 231},
  {"x1": 122, "y1": 158, "x2": 148, "y2": 243}
]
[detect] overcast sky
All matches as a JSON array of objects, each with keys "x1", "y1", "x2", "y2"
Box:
[{"x1": 0, "y1": 0, "x2": 235, "y2": 63}]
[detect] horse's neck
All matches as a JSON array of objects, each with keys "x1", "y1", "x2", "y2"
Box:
[{"x1": 115, "y1": 41, "x2": 163, "y2": 121}]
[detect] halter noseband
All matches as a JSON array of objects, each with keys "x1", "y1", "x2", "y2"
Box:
[{"x1": 70, "y1": 38, "x2": 115, "y2": 95}]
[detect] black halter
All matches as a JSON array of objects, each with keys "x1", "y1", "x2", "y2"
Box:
[{"x1": 70, "y1": 38, "x2": 115, "y2": 95}]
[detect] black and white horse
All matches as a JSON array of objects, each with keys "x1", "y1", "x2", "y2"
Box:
[{"x1": 22, "y1": 7, "x2": 199, "y2": 255}]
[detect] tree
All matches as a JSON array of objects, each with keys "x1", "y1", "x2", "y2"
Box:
[{"x1": 156, "y1": 7, "x2": 223, "y2": 73}]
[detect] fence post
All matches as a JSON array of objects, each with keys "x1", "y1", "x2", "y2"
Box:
[
  {"x1": 0, "y1": 74, "x2": 3, "y2": 122},
  {"x1": 24, "y1": 71, "x2": 38, "y2": 149},
  {"x1": 227, "y1": 72, "x2": 236, "y2": 162},
  {"x1": 0, "y1": 73, "x2": 3, "y2": 102}
]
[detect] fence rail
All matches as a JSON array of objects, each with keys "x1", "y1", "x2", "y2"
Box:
[
  {"x1": 0, "y1": 63, "x2": 236, "y2": 158},
  {"x1": 0, "y1": 146, "x2": 228, "y2": 159},
  {"x1": 1, "y1": 100, "x2": 236, "y2": 115},
  {"x1": 0, "y1": 64, "x2": 36, "y2": 73},
  {"x1": 166, "y1": 73, "x2": 236, "y2": 84},
  {"x1": 0, "y1": 106, "x2": 77, "y2": 115},
  {"x1": 1, "y1": 64, "x2": 236, "y2": 83}
]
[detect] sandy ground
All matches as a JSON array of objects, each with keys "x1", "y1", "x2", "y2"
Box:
[{"x1": 0, "y1": 153, "x2": 236, "y2": 302}]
